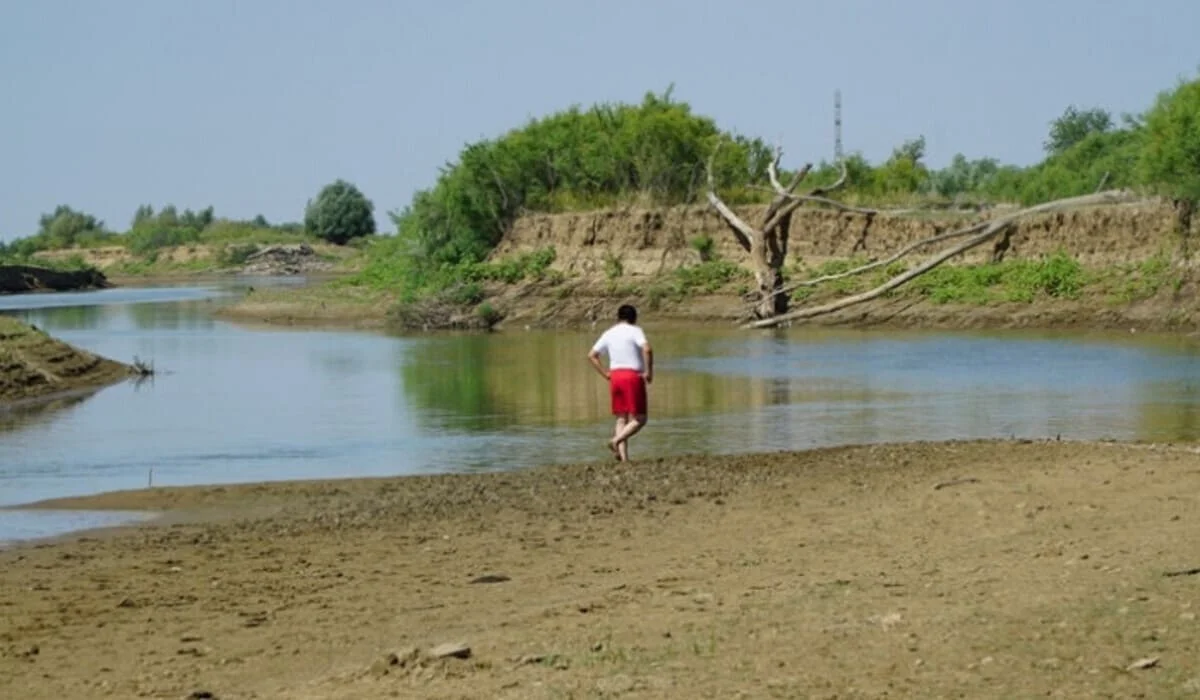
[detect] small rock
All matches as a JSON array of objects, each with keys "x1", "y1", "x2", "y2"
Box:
[
  {"x1": 517, "y1": 653, "x2": 546, "y2": 665},
  {"x1": 469, "y1": 574, "x2": 511, "y2": 584},
  {"x1": 596, "y1": 674, "x2": 636, "y2": 694},
  {"x1": 1127, "y1": 656, "x2": 1159, "y2": 671},
  {"x1": 187, "y1": 692, "x2": 215, "y2": 700},
  {"x1": 180, "y1": 634, "x2": 203, "y2": 643},
  {"x1": 879, "y1": 612, "x2": 903, "y2": 630},
  {"x1": 369, "y1": 646, "x2": 421, "y2": 675},
  {"x1": 369, "y1": 654, "x2": 398, "y2": 677},
  {"x1": 428, "y1": 642, "x2": 471, "y2": 660},
  {"x1": 117, "y1": 598, "x2": 136, "y2": 609},
  {"x1": 394, "y1": 646, "x2": 420, "y2": 666}
]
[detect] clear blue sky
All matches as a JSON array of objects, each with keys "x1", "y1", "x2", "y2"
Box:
[{"x1": 2, "y1": 0, "x2": 1197, "y2": 240}]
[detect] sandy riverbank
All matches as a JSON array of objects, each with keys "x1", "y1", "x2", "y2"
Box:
[{"x1": 3, "y1": 439, "x2": 1200, "y2": 698}]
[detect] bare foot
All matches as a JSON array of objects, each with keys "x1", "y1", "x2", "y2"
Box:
[{"x1": 607, "y1": 439, "x2": 620, "y2": 459}]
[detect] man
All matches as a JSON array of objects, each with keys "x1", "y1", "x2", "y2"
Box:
[{"x1": 587, "y1": 304, "x2": 653, "y2": 462}]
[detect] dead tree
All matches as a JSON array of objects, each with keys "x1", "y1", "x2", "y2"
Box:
[
  {"x1": 742, "y1": 188, "x2": 1137, "y2": 329},
  {"x1": 706, "y1": 141, "x2": 846, "y2": 319}
]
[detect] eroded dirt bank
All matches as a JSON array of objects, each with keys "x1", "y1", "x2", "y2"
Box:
[
  {"x1": 3, "y1": 440, "x2": 1200, "y2": 698},
  {"x1": 0, "y1": 316, "x2": 134, "y2": 404},
  {"x1": 214, "y1": 199, "x2": 1200, "y2": 333},
  {"x1": 494, "y1": 199, "x2": 1187, "y2": 275}
]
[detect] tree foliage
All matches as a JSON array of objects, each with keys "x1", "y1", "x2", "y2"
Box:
[
  {"x1": 37, "y1": 206, "x2": 109, "y2": 248},
  {"x1": 126, "y1": 204, "x2": 217, "y2": 254},
  {"x1": 1044, "y1": 106, "x2": 1113, "y2": 155},
  {"x1": 1138, "y1": 77, "x2": 1200, "y2": 203},
  {"x1": 389, "y1": 89, "x2": 772, "y2": 270},
  {"x1": 304, "y1": 180, "x2": 377, "y2": 245}
]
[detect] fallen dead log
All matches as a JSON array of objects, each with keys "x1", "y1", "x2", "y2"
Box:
[{"x1": 741, "y1": 189, "x2": 1137, "y2": 329}]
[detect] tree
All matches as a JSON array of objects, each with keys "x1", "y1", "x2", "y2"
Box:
[
  {"x1": 876, "y1": 136, "x2": 930, "y2": 195},
  {"x1": 1137, "y1": 75, "x2": 1200, "y2": 234},
  {"x1": 304, "y1": 180, "x2": 376, "y2": 245},
  {"x1": 36, "y1": 205, "x2": 105, "y2": 248},
  {"x1": 1045, "y1": 106, "x2": 1113, "y2": 155}
]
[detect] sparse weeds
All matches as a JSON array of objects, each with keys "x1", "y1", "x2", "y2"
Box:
[{"x1": 785, "y1": 250, "x2": 1093, "y2": 306}]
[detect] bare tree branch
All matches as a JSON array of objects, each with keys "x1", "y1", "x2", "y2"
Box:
[
  {"x1": 767, "y1": 144, "x2": 813, "y2": 196},
  {"x1": 706, "y1": 142, "x2": 758, "y2": 252},
  {"x1": 809, "y1": 159, "x2": 849, "y2": 197},
  {"x1": 742, "y1": 189, "x2": 1138, "y2": 329},
  {"x1": 770, "y1": 220, "x2": 992, "y2": 298}
]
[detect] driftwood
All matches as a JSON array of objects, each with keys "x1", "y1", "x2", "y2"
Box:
[
  {"x1": 741, "y1": 189, "x2": 1137, "y2": 329},
  {"x1": 1163, "y1": 567, "x2": 1200, "y2": 578},
  {"x1": 933, "y1": 477, "x2": 980, "y2": 490}
]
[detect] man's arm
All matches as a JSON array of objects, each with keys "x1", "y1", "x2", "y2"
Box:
[
  {"x1": 587, "y1": 349, "x2": 610, "y2": 379},
  {"x1": 587, "y1": 340, "x2": 610, "y2": 380},
  {"x1": 640, "y1": 340, "x2": 653, "y2": 384}
]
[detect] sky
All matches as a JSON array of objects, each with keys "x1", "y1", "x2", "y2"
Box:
[{"x1": 2, "y1": 0, "x2": 1198, "y2": 241}]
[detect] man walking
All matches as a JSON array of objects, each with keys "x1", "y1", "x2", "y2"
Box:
[{"x1": 587, "y1": 304, "x2": 653, "y2": 462}]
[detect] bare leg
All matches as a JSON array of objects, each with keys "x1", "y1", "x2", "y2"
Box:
[
  {"x1": 612, "y1": 414, "x2": 647, "y2": 460},
  {"x1": 611, "y1": 416, "x2": 627, "y2": 460}
]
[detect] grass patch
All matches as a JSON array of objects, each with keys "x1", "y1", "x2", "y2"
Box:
[
  {"x1": 908, "y1": 252, "x2": 1085, "y2": 304},
  {"x1": 789, "y1": 251, "x2": 1095, "y2": 306},
  {"x1": 646, "y1": 260, "x2": 751, "y2": 309},
  {"x1": 347, "y1": 246, "x2": 559, "y2": 328},
  {"x1": 345, "y1": 245, "x2": 558, "y2": 299},
  {"x1": 1104, "y1": 251, "x2": 1179, "y2": 303}
]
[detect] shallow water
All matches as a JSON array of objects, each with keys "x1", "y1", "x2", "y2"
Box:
[{"x1": 4, "y1": 279, "x2": 1200, "y2": 542}]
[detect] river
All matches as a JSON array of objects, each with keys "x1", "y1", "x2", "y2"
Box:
[{"x1": 4, "y1": 277, "x2": 1200, "y2": 544}]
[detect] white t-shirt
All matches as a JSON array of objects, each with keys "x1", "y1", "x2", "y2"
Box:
[{"x1": 591, "y1": 323, "x2": 649, "y2": 372}]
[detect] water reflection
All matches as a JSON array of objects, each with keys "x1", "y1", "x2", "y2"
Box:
[
  {"x1": 395, "y1": 329, "x2": 881, "y2": 432},
  {"x1": 0, "y1": 393, "x2": 96, "y2": 435}
]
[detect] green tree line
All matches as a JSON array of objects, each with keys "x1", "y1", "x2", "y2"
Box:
[{"x1": 1, "y1": 181, "x2": 378, "y2": 262}]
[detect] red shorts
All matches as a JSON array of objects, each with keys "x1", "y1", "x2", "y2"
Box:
[{"x1": 609, "y1": 369, "x2": 648, "y2": 416}]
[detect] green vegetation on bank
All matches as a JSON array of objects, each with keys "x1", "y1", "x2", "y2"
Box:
[
  {"x1": 785, "y1": 250, "x2": 1183, "y2": 308},
  {"x1": 0, "y1": 180, "x2": 381, "y2": 274}
]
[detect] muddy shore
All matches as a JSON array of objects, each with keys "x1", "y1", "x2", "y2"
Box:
[
  {"x1": 0, "y1": 316, "x2": 135, "y2": 405},
  {"x1": 4, "y1": 439, "x2": 1200, "y2": 698}
]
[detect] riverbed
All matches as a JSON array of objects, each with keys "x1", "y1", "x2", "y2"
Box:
[{"x1": 4, "y1": 277, "x2": 1200, "y2": 543}]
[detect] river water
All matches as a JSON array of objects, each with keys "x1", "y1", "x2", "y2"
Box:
[{"x1": 4, "y1": 278, "x2": 1200, "y2": 544}]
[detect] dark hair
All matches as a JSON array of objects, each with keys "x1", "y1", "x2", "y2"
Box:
[{"x1": 617, "y1": 304, "x2": 638, "y2": 324}]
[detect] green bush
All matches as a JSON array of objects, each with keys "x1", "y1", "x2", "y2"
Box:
[{"x1": 304, "y1": 180, "x2": 376, "y2": 245}]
